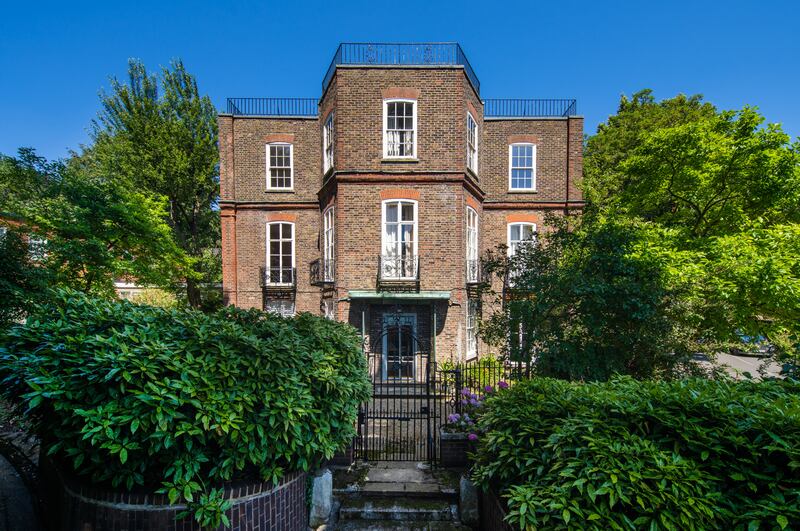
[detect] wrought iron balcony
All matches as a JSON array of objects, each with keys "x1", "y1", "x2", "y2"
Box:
[
  {"x1": 379, "y1": 255, "x2": 419, "y2": 283},
  {"x1": 484, "y1": 99, "x2": 577, "y2": 118},
  {"x1": 259, "y1": 266, "x2": 296, "y2": 289},
  {"x1": 310, "y1": 258, "x2": 335, "y2": 286},
  {"x1": 323, "y1": 42, "x2": 480, "y2": 95},
  {"x1": 226, "y1": 98, "x2": 318, "y2": 117},
  {"x1": 466, "y1": 259, "x2": 483, "y2": 285}
]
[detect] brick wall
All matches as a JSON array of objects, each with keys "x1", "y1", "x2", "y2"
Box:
[
  {"x1": 47, "y1": 460, "x2": 307, "y2": 531},
  {"x1": 219, "y1": 61, "x2": 583, "y2": 362}
]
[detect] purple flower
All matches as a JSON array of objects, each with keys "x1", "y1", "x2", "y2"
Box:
[
  {"x1": 462, "y1": 414, "x2": 471, "y2": 422},
  {"x1": 447, "y1": 413, "x2": 461, "y2": 423},
  {"x1": 468, "y1": 433, "x2": 479, "y2": 441},
  {"x1": 484, "y1": 385, "x2": 494, "y2": 394},
  {"x1": 470, "y1": 398, "x2": 479, "y2": 406},
  {"x1": 498, "y1": 381, "x2": 509, "y2": 390},
  {"x1": 461, "y1": 388, "x2": 471, "y2": 397}
]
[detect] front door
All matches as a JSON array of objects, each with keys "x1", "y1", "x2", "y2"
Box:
[{"x1": 382, "y1": 313, "x2": 416, "y2": 380}]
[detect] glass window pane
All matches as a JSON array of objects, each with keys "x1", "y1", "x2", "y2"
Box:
[
  {"x1": 282, "y1": 224, "x2": 291, "y2": 238},
  {"x1": 270, "y1": 224, "x2": 279, "y2": 238},
  {"x1": 386, "y1": 204, "x2": 398, "y2": 222},
  {"x1": 401, "y1": 203, "x2": 414, "y2": 221}
]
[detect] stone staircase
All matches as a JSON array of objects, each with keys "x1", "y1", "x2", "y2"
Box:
[{"x1": 332, "y1": 462, "x2": 472, "y2": 530}]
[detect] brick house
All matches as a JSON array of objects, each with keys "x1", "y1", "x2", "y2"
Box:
[{"x1": 219, "y1": 43, "x2": 583, "y2": 379}]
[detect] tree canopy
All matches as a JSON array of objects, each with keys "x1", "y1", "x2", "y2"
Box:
[
  {"x1": 483, "y1": 90, "x2": 800, "y2": 377},
  {"x1": 88, "y1": 59, "x2": 220, "y2": 308},
  {"x1": 0, "y1": 148, "x2": 188, "y2": 298}
]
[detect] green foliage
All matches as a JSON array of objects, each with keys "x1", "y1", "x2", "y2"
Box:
[
  {"x1": 581, "y1": 90, "x2": 800, "y2": 364},
  {"x1": 472, "y1": 377, "x2": 800, "y2": 530},
  {"x1": 0, "y1": 148, "x2": 189, "y2": 296},
  {"x1": 481, "y1": 215, "x2": 702, "y2": 380},
  {"x1": 0, "y1": 290, "x2": 370, "y2": 527},
  {"x1": 89, "y1": 59, "x2": 220, "y2": 308},
  {"x1": 0, "y1": 227, "x2": 50, "y2": 328}
]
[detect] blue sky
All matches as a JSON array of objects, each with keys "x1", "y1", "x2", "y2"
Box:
[{"x1": 1, "y1": 0, "x2": 798, "y2": 160}]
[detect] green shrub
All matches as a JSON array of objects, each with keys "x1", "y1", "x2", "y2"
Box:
[
  {"x1": 0, "y1": 289, "x2": 370, "y2": 527},
  {"x1": 472, "y1": 377, "x2": 800, "y2": 530}
]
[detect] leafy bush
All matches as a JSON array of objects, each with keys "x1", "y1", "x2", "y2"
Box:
[
  {"x1": 472, "y1": 377, "x2": 800, "y2": 530},
  {"x1": 0, "y1": 289, "x2": 370, "y2": 527}
]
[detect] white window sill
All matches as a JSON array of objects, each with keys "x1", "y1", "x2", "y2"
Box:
[
  {"x1": 508, "y1": 188, "x2": 538, "y2": 193},
  {"x1": 382, "y1": 157, "x2": 419, "y2": 163},
  {"x1": 266, "y1": 188, "x2": 295, "y2": 193}
]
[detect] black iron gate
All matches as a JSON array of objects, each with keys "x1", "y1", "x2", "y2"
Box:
[{"x1": 354, "y1": 310, "x2": 443, "y2": 462}]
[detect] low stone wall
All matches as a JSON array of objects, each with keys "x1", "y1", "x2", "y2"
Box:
[
  {"x1": 479, "y1": 487, "x2": 514, "y2": 531},
  {"x1": 47, "y1": 462, "x2": 307, "y2": 531}
]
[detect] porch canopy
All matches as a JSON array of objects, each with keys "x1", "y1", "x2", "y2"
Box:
[{"x1": 346, "y1": 290, "x2": 451, "y2": 301}]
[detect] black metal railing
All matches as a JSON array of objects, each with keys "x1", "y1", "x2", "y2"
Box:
[
  {"x1": 226, "y1": 98, "x2": 318, "y2": 117},
  {"x1": 484, "y1": 98, "x2": 577, "y2": 118},
  {"x1": 379, "y1": 254, "x2": 419, "y2": 282},
  {"x1": 259, "y1": 266, "x2": 296, "y2": 288},
  {"x1": 323, "y1": 42, "x2": 480, "y2": 95},
  {"x1": 466, "y1": 259, "x2": 483, "y2": 285},
  {"x1": 309, "y1": 258, "x2": 334, "y2": 286}
]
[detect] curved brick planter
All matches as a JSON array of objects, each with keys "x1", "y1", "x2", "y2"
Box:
[{"x1": 45, "y1": 462, "x2": 307, "y2": 531}]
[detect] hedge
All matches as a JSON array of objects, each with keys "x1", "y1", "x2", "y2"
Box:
[
  {"x1": 472, "y1": 377, "x2": 800, "y2": 530},
  {"x1": 0, "y1": 290, "x2": 371, "y2": 527}
]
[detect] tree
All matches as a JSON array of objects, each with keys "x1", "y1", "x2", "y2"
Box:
[
  {"x1": 582, "y1": 91, "x2": 800, "y2": 365},
  {"x1": 89, "y1": 59, "x2": 220, "y2": 308},
  {"x1": 0, "y1": 226, "x2": 49, "y2": 328},
  {"x1": 0, "y1": 148, "x2": 188, "y2": 297},
  {"x1": 480, "y1": 215, "x2": 703, "y2": 381}
]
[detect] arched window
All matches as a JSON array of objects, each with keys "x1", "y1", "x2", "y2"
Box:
[
  {"x1": 466, "y1": 207, "x2": 479, "y2": 282},
  {"x1": 381, "y1": 199, "x2": 418, "y2": 279},
  {"x1": 265, "y1": 222, "x2": 294, "y2": 285}
]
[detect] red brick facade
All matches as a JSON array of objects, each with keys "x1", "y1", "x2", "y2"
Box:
[{"x1": 219, "y1": 44, "x2": 583, "y2": 365}]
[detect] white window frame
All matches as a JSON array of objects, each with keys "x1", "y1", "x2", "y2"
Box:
[
  {"x1": 381, "y1": 199, "x2": 418, "y2": 280},
  {"x1": 466, "y1": 298, "x2": 478, "y2": 360},
  {"x1": 508, "y1": 143, "x2": 537, "y2": 191},
  {"x1": 323, "y1": 206, "x2": 335, "y2": 282},
  {"x1": 466, "y1": 207, "x2": 479, "y2": 282},
  {"x1": 507, "y1": 222, "x2": 537, "y2": 257},
  {"x1": 383, "y1": 99, "x2": 417, "y2": 159},
  {"x1": 265, "y1": 221, "x2": 295, "y2": 285},
  {"x1": 266, "y1": 143, "x2": 293, "y2": 191},
  {"x1": 323, "y1": 112, "x2": 334, "y2": 174},
  {"x1": 467, "y1": 112, "x2": 478, "y2": 174}
]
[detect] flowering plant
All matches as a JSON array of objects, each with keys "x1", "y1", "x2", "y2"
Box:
[{"x1": 442, "y1": 381, "x2": 510, "y2": 439}]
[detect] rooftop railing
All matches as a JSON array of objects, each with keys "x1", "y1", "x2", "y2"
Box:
[
  {"x1": 484, "y1": 98, "x2": 577, "y2": 118},
  {"x1": 323, "y1": 42, "x2": 480, "y2": 95},
  {"x1": 226, "y1": 98, "x2": 318, "y2": 117}
]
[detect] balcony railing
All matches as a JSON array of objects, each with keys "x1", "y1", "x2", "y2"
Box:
[
  {"x1": 226, "y1": 98, "x2": 318, "y2": 117},
  {"x1": 323, "y1": 42, "x2": 480, "y2": 95},
  {"x1": 379, "y1": 254, "x2": 419, "y2": 282},
  {"x1": 310, "y1": 258, "x2": 335, "y2": 286},
  {"x1": 259, "y1": 266, "x2": 297, "y2": 288},
  {"x1": 484, "y1": 99, "x2": 577, "y2": 118},
  {"x1": 466, "y1": 259, "x2": 483, "y2": 285}
]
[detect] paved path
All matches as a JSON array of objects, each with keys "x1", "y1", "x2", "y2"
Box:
[{"x1": 0, "y1": 454, "x2": 38, "y2": 531}]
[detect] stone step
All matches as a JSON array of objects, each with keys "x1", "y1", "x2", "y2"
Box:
[
  {"x1": 336, "y1": 520, "x2": 472, "y2": 531},
  {"x1": 338, "y1": 498, "x2": 456, "y2": 522}
]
